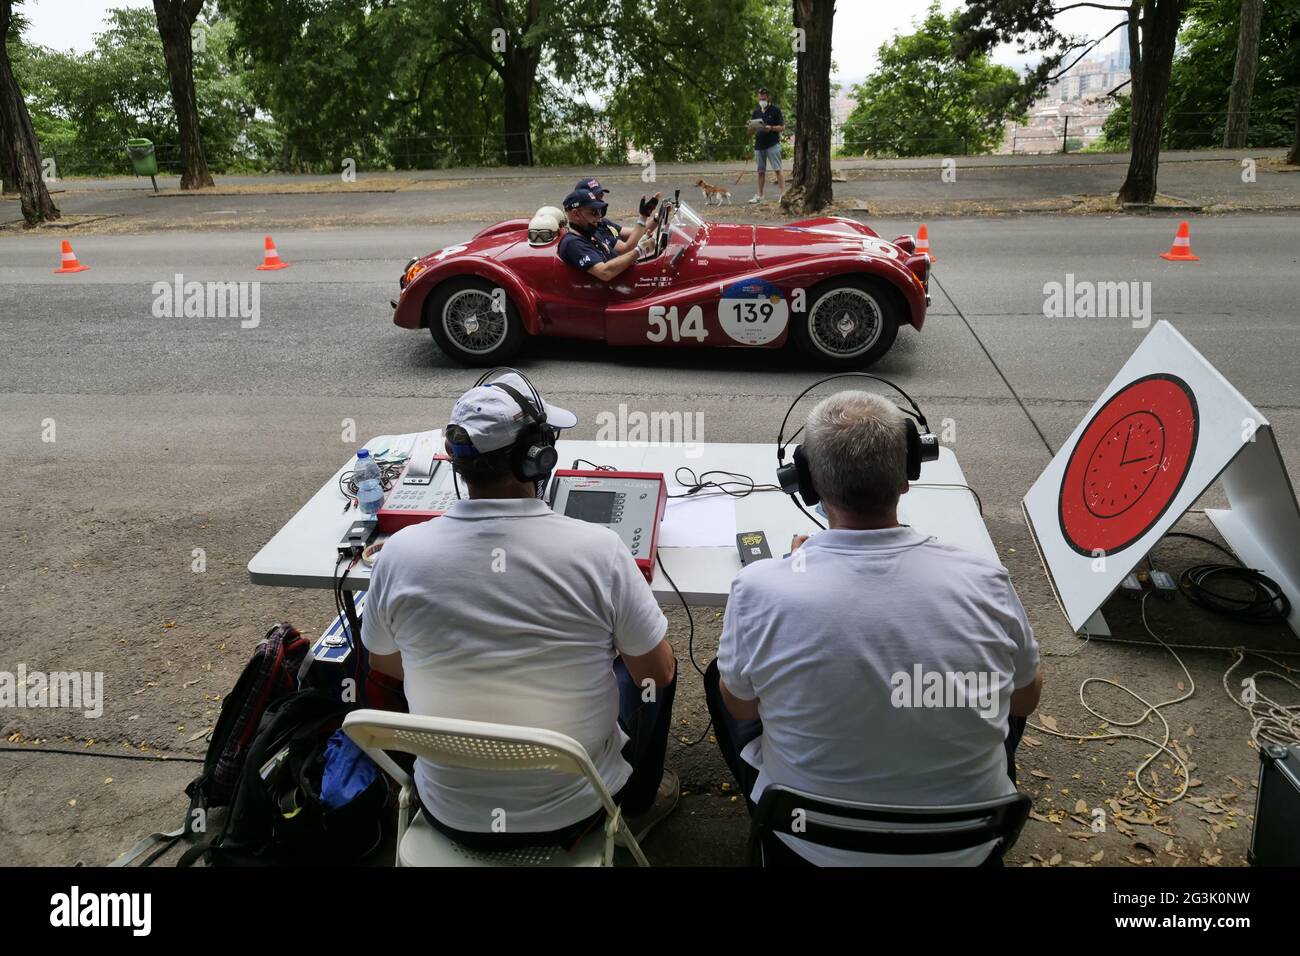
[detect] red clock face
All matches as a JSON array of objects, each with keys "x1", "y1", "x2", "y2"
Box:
[{"x1": 1059, "y1": 374, "x2": 1199, "y2": 555}]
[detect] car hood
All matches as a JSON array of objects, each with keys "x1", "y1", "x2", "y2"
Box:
[{"x1": 419, "y1": 221, "x2": 525, "y2": 266}]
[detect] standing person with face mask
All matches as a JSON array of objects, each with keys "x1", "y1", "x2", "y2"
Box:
[{"x1": 748, "y1": 86, "x2": 785, "y2": 204}]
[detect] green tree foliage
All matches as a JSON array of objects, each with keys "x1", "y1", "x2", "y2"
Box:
[
  {"x1": 216, "y1": 0, "x2": 793, "y2": 169},
  {"x1": 217, "y1": 0, "x2": 492, "y2": 171},
  {"x1": 597, "y1": 0, "x2": 794, "y2": 162},
  {"x1": 843, "y1": 3, "x2": 1024, "y2": 157},
  {"x1": 1092, "y1": 0, "x2": 1296, "y2": 152},
  {"x1": 21, "y1": 0, "x2": 795, "y2": 173},
  {"x1": 1164, "y1": 0, "x2": 1298, "y2": 148},
  {"x1": 13, "y1": 7, "x2": 264, "y2": 175},
  {"x1": 1096, "y1": 94, "x2": 1132, "y2": 151}
]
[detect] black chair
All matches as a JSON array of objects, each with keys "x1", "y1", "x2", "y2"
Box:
[{"x1": 749, "y1": 786, "x2": 1031, "y2": 867}]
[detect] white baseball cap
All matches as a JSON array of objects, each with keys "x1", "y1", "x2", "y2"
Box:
[{"x1": 448, "y1": 372, "x2": 577, "y2": 455}]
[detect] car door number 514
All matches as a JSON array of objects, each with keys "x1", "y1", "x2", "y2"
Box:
[{"x1": 646, "y1": 305, "x2": 708, "y2": 343}]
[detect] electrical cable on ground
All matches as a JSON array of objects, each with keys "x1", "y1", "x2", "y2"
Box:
[
  {"x1": 1222, "y1": 650, "x2": 1300, "y2": 749},
  {"x1": 0, "y1": 745, "x2": 203, "y2": 764},
  {"x1": 1026, "y1": 593, "x2": 1195, "y2": 804}
]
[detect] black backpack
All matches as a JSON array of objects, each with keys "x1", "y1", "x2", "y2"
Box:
[
  {"x1": 180, "y1": 688, "x2": 388, "y2": 867},
  {"x1": 112, "y1": 623, "x2": 385, "y2": 867}
]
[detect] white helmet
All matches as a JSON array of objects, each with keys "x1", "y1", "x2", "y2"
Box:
[{"x1": 528, "y1": 205, "x2": 567, "y2": 245}]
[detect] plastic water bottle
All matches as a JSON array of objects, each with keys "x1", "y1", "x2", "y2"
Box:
[{"x1": 354, "y1": 449, "x2": 385, "y2": 518}]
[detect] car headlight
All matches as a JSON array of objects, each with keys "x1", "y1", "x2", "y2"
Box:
[{"x1": 401, "y1": 258, "x2": 426, "y2": 290}]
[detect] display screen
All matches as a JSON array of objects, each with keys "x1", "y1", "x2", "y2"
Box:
[{"x1": 564, "y1": 489, "x2": 618, "y2": 524}]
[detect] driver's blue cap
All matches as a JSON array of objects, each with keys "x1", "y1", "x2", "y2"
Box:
[
  {"x1": 563, "y1": 188, "x2": 604, "y2": 211},
  {"x1": 576, "y1": 177, "x2": 609, "y2": 195}
]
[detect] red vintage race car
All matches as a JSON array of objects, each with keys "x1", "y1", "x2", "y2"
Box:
[{"x1": 391, "y1": 198, "x2": 931, "y2": 369}]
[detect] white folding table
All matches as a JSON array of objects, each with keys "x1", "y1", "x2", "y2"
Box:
[{"x1": 248, "y1": 436, "x2": 997, "y2": 607}]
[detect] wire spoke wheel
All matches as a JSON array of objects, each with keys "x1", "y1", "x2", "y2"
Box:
[
  {"x1": 443, "y1": 289, "x2": 506, "y2": 355},
  {"x1": 807, "y1": 287, "x2": 883, "y2": 358}
]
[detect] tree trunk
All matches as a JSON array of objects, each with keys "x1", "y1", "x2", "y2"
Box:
[
  {"x1": 153, "y1": 0, "x2": 213, "y2": 189},
  {"x1": 1126, "y1": 2, "x2": 1142, "y2": 145},
  {"x1": 1288, "y1": 93, "x2": 1300, "y2": 166},
  {"x1": 501, "y1": 50, "x2": 537, "y2": 166},
  {"x1": 0, "y1": 101, "x2": 18, "y2": 194},
  {"x1": 1118, "y1": 0, "x2": 1184, "y2": 205},
  {"x1": 0, "y1": 5, "x2": 59, "y2": 224},
  {"x1": 1223, "y1": 0, "x2": 1262, "y2": 148},
  {"x1": 781, "y1": 0, "x2": 835, "y2": 215}
]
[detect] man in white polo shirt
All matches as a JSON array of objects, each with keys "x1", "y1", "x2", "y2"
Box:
[
  {"x1": 705, "y1": 390, "x2": 1042, "y2": 866},
  {"x1": 361, "y1": 371, "x2": 679, "y2": 851}
]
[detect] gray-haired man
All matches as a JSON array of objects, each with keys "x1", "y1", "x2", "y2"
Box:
[{"x1": 705, "y1": 390, "x2": 1042, "y2": 866}]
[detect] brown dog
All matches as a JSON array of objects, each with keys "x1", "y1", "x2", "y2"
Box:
[{"x1": 695, "y1": 178, "x2": 733, "y2": 206}]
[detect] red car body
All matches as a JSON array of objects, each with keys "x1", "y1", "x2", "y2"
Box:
[{"x1": 392, "y1": 202, "x2": 930, "y2": 367}]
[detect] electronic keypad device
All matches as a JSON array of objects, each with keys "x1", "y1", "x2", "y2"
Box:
[
  {"x1": 376, "y1": 454, "x2": 458, "y2": 533},
  {"x1": 547, "y1": 470, "x2": 668, "y2": 582}
]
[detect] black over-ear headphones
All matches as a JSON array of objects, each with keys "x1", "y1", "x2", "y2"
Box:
[
  {"x1": 472, "y1": 367, "x2": 559, "y2": 483},
  {"x1": 775, "y1": 373, "x2": 940, "y2": 510}
]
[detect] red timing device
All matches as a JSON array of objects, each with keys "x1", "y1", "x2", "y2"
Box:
[
  {"x1": 547, "y1": 470, "x2": 669, "y2": 582},
  {"x1": 376, "y1": 455, "x2": 458, "y2": 534}
]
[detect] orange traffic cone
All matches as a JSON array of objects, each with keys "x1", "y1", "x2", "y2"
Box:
[
  {"x1": 916, "y1": 223, "x2": 936, "y2": 262},
  {"x1": 54, "y1": 240, "x2": 89, "y2": 274},
  {"x1": 1159, "y1": 221, "x2": 1199, "y2": 261},
  {"x1": 256, "y1": 235, "x2": 288, "y2": 270}
]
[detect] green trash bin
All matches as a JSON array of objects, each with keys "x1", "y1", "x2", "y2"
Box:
[{"x1": 126, "y1": 138, "x2": 159, "y2": 192}]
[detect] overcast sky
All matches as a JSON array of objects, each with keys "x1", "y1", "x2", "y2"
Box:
[{"x1": 22, "y1": 0, "x2": 1128, "y2": 86}]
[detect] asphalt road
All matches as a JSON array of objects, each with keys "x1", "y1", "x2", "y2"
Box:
[
  {"x1": 4, "y1": 214, "x2": 1297, "y2": 427},
  {"x1": 2, "y1": 212, "x2": 1298, "y2": 865}
]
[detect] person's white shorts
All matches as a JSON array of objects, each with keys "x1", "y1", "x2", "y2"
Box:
[{"x1": 755, "y1": 144, "x2": 782, "y2": 173}]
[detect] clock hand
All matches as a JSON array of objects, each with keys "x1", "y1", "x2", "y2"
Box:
[
  {"x1": 1121, "y1": 453, "x2": 1153, "y2": 466},
  {"x1": 1120, "y1": 422, "x2": 1133, "y2": 462}
]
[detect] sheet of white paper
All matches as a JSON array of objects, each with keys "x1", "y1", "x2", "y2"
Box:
[{"x1": 659, "y1": 484, "x2": 738, "y2": 548}]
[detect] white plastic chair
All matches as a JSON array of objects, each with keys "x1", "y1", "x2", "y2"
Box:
[{"x1": 342, "y1": 709, "x2": 649, "y2": 867}]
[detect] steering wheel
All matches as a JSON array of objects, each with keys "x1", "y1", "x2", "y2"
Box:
[
  {"x1": 636, "y1": 200, "x2": 673, "y2": 262},
  {"x1": 653, "y1": 200, "x2": 674, "y2": 258}
]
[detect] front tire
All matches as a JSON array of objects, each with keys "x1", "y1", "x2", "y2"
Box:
[
  {"x1": 425, "y1": 277, "x2": 524, "y2": 366},
  {"x1": 792, "y1": 276, "x2": 901, "y2": 369}
]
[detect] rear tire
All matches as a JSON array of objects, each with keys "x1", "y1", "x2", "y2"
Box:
[
  {"x1": 425, "y1": 277, "x2": 524, "y2": 366},
  {"x1": 792, "y1": 275, "x2": 901, "y2": 369}
]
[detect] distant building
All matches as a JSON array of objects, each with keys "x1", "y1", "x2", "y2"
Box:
[
  {"x1": 998, "y1": 34, "x2": 1131, "y2": 154},
  {"x1": 1047, "y1": 58, "x2": 1130, "y2": 105},
  {"x1": 1109, "y1": 30, "x2": 1131, "y2": 72}
]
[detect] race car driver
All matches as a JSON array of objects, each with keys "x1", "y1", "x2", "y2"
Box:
[
  {"x1": 559, "y1": 187, "x2": 661, "y2": 282},
  {"x1": 575, "y1": 176, "x2": 635, "y2": 244}
]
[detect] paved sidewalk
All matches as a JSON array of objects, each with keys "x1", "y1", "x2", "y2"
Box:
[{"x1": 8, "y1": 148, "x2": 1297, "y2": 235}]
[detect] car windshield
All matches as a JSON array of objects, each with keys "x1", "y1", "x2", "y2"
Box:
[{"x1": 663, "y1": 200, "x2": 704, "y2": 265}]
